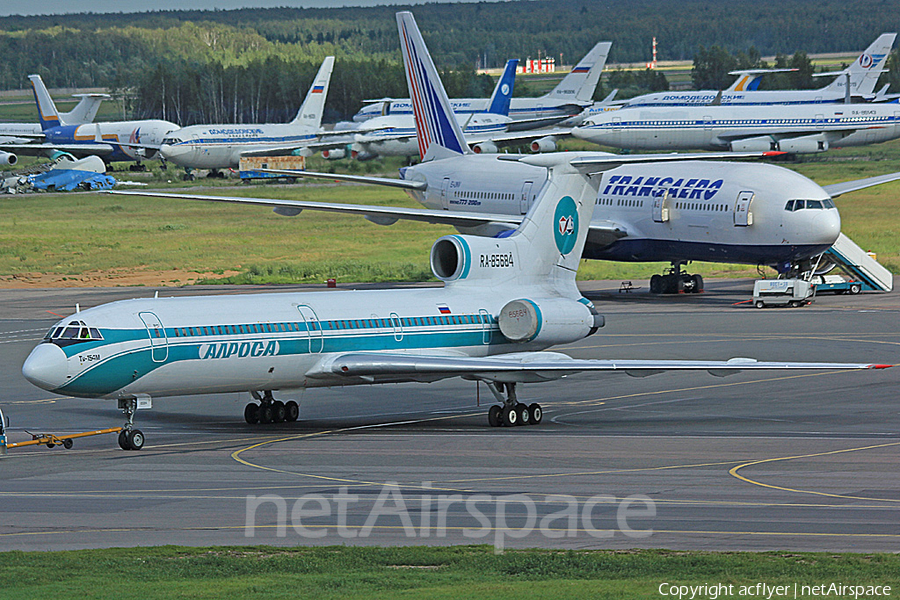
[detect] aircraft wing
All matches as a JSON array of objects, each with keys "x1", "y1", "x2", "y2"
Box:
[
  {"x1": 714, "y1": 125, "x2": 882, "y2": 144},
  {"x1": 466, "y1": 128, "x2": 572, "y2": 148},
  {"x1": 0, "y1": 143, "x2": 115, "y2": 157},
  {"x1": 822, "y1": 171, "x2": 900, "y2": 198},
  {"x1": 305, "y1": 351, "x2": 889, "y2": 384},
  {"x1": 498, "y1": 150, "x2": 785, "y2": 172},
  {"x1": 109, "y1": 190, "x2": 524, "y2": 228},
  {"x1": 234, "y1": 136, "x2": 356, "y2": 159},
  {"x1": 258, "y1": 168, "x2": 426, "y2": 191},
  {"x1": 110, "y1": 189, "x2": 629, "y2": 240}
]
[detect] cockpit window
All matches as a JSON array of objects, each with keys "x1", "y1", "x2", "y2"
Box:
[
  {"x1": 44, "y1": 320, "x2": 103, "y2": 345},
  {"x1": 162, "y1": 137, "x2": 182, "y2": 145},
  {"x1": 785, "y1": 199, "x2": 834, "y2": 212}
]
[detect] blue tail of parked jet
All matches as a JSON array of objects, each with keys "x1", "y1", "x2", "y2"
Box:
[
  {"x1": 397, "y1": 11, "x2": 470, "y2": 161},
  {"x1": 485, "y1": 59, "x2": 518, "y2": 116},
  {"x1": 29, "y1": 74, "x2": 61, "y2": 130}
]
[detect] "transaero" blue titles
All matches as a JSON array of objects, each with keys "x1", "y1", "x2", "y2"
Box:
[{"x1": 602, "y1": 175, "x2": 725, "y2": 200}]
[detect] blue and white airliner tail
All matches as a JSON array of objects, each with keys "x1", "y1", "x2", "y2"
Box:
[
  {"x1": 289, "y1": 56, "x2": 335, "y2": 129},
  {"x1": 485, "y1": 59, "x2": 518, "y2": 116},
  {"x1": 31, "y1": 74, "x2": 63, "y2": 130},
  {"x1": 398, "y1": 11, "x2": 470, "y2": 161},
  {"x1": 821, "y1": 32, "x2": 895, "y2": 97}
]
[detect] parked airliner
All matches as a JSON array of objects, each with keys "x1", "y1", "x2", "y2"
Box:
[
  {"x1": 122, "y1": 11, "x2": 900, "y2": 294},
  {"x1": 1, "y1": 75, "x2": 178, "y2": 165},
  {"x1": 621, "y1": 33, "x2": 896, "y2": 108},
  {"x1": 158, "y1": 57, "x2": 337, "y2": 171},
  {"x1": 345, "y1": 59, "x2": 567, "y2": 159},
  {"x1": 25, "y1": 13, "x2": 890, "y2": 450},
  {"x1": 352, "y1": 40, "x2": 611, "y2": 128},
  {"x1": 572, "y1": 102, "x2": 900, "y2": 154},
  {"x1": 0, "y1": 75, "x2": 110, "y2": 166}
]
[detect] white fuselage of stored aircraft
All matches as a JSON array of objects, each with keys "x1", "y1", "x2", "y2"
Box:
[
  {"x1": 573, "y1": 104, "x2": 900, "y2": 153},
  {"x1": 159, "y1": 124, "x2": 319, "y2": 170},
  {"x1": 400, "y1": 155, "x2": 840, "y2": 265},
  {"x1": 353, "y1": 96, "x2": 584, "y2": 124},
  {"x1": 353, "y1": 113, "x2": 511, "y2": 158}
]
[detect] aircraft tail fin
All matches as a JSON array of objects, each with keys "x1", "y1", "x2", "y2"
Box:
[
  {"x1": 290, "y1": 56, "x2": 335, "y2": 128},
  {"x1": 397, "y1": 11, "x2": 470, "y2": 161},
  {"x1": 510, "y1": 166, "x2": 595, "y2": 291},
  {"x1": 485, "y1": 59, "x2": 518, "y2": 116},
  {"x1": 29, "y1": 75, "x2": 61, "y2": 131},
  {"x1": 822, "y1": 33, "x2": 896, "y2": 96},
  {"x1": 543, "y1": 41, "x2": 611, "y2": 103},
  {"x1": 60, "y1": 93, "x2": 110, "y2": 125}
]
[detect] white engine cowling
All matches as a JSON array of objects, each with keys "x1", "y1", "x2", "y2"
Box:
[
  {"x1": 471, "y1": 142, "x2": 499, "y2": 154},
  {"x1": 530, "y1": 136, "x2": 557, "y2": 153},
  {"x1": 0, "y1": 151, "x2": 17, "y2": 166},
  {"x1": 777, "y1": 134, "x2": 829, "y2": 154},
  {"x1": 729, "y1": 136, "x2": 775, "y2": 152},
  {"x1": 322, "y1": 148, "x2": 346, "y2": 160},
  {"x1": 498, "y1": 298, "x2": 602, "y2": 345}
]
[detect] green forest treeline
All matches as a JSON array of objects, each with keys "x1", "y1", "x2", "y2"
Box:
[{"x1": 1, "y1": 0, "x2": 899, "y2": 123}]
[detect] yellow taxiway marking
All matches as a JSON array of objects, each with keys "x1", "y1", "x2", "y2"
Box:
[{"x1": 729, "y1": 441, "x2": 900, "y2": 502}]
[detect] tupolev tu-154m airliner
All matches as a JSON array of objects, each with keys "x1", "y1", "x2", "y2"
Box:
[{"x1": 22, "y1": 12, "x2": 892, "y2": 452}]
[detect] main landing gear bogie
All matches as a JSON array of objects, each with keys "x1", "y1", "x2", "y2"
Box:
[
  {"x1": 244, "y1": 391, "x2": 299, "y2": 425},
  {"x1": 650, "y1": 263, "x2": 704, "y2": 295},
  {"x1": 486, "y1": 382, "x2": 544, "y2": 427}
]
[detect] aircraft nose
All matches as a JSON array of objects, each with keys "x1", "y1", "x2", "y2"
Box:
[
  {"x1": 22, "y1": 343, "x2": 69, "y2": 391},
  {"x1": 159, "y1": 144, "x2": 191, "y2": 165},
  {"x1": 811, "y1": 208, "x2": 841, "y2": 245},
  {"x1": 571, "y1": 123, "x2": 603, "y2": 143}
]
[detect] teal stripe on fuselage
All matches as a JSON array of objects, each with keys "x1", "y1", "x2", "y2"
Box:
[{"x1": 57, "y1": 319, "x2": 502, "y2": 397}]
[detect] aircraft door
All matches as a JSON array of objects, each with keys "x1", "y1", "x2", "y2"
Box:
[
  {"x1": 441, "y1": 177, "x2": 451, "y2": 210},
  {"x1": 733, "y1": 191, "x2": 754, "y2": 227},
  {"x1": 297, "y1": 305, "x2": 324, "y2": 354},
  {"x1": 703, "y1": 115, "x2": 713, "y2": 130},
  {"x1": 815, "y1": 114, "x2": 825, "y2": 130},
  {"x1": 519, "y1": 181, "x2": 533, "y2": 214},
  {"x1": 479, "y1": 309, "x2": 492, "y2": 345},
  {"x1": 651, "y1": 190, "x2": 670, "y2": 223},
  {"x1": 390, "y1": 312, "x2": 403, "y2": 342},
  {"x1": 138, "y1": 311, "x2": 168, "y2": 363},
  {"x1": 612, "y1": 116, "x2": 622, "y2": 131}
]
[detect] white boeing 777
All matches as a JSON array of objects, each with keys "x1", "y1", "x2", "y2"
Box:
[{"x1": 116, "y1": 12, "x2": 900, "y2": 294}]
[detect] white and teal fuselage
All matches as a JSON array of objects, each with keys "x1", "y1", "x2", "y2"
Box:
[{"x1": 24, "y1": 283, "x2": 591, "y2": 400}]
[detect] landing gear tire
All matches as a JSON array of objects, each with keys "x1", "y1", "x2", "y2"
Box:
[
  {"x1": 488, "y1": 405, "x2": 502, "y2": 427},
  {"x1": 650, "y1": 274, "x2": 662, "y2": 294},
  {"x1": 285, "y1": 401, "x2": 300, "y2": 422},
  {"x1": 259, "y1": 404, "x2": 274, "y2": 424},
  {"x1": 244, "y1": 403, "x2": 259, "y2": 424},
  {"x1": 126, "y1": 429, "x2": 145, "y2": 450},
  {"x1": 501, "y1": 405, "x2": 518, "y2": 427},
  {"x1": 272, "y1": 401, "x2": 286, "y2": 423},
  {"x1": 850, "y1": 283, "x2": 861, "y2": 295},
  {"x1": 515, "y1": 403, "x2": 530, "y2": 426},
  {"x1": 691, "y1": 274, "x2": 704, "y2": 293},
  {"x1": 118, "y1": 430, "x2": 129, "y2": 450},
  {"x1": 528, "y1": 403, "x2": 543, "y2": 425}
]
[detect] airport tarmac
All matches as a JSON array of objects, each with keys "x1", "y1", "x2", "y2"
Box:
[{"x1": 0, "y1": 279, "x2": 898, "y2": 552}]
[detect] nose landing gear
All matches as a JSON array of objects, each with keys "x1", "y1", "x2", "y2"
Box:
[
  {"x1": 650, "y1": 262, "x2": 704, "y2": 294},
  {"x1": 117, "y1": 397, "x2": 145, "y2": 450},
  {"x1": 244, "y1": 391, "x2": 300, "y2": 425}
]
